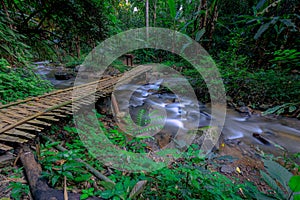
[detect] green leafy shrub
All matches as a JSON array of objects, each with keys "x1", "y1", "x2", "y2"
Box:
[
  {"x1": 8, "y1": 182, "x2": 30, "y2": 200},
  {"x1": 6, "y1": 167, "x2": 30, "y2": 200},
  {"x1": 40, "y1": 141, "x2": 91, "y2": 187},
  {"x1": 0, "y1": 58, "x2": 53, "y2": 104},
  {"x1": 0, "y1": 13, "x2": 32, "y2": 65}
]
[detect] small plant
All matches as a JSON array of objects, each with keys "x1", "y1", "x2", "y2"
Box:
[
  {"x1": 6, "y1": 167, "x2": 30, "y2": 200},
  {"x1": 263, "y1": 102, "x2": 300, "y2": 118},
  {"x1": 124, "y1": 109, "x2": 164, "y2": 136},
  {"x1": 8, "y1": 182, "x2": 30, "y2": 200},
  {"x1": 100, "y1": 176, "x2": 140, "y2": 199},
  {"x1": 40, "y1": 141, "x2": 91, "y2": 187},
  {"x1": 80, "y1": 188, "x2": 95, "y2": 200}
]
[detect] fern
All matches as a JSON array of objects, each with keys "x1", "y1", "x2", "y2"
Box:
[
  {"x1": 123, "y1": 109, "x2": 165, "y2": 136},
  {"x1": 136, "y1": 109, "x2": 147, "y2": 126}
]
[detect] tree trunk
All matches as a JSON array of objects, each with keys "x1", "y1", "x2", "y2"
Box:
[
  {"x1": 76, "y1": 35, "x2": 81, "y2": 59},
  {"x1": 153, "y1": 0, "x2": 157, "y2": 27},
  {"x1": 145, "y1": 0, "x2": 149, "y2": 38}
]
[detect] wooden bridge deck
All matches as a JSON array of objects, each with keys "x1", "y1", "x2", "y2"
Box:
[{"x1": 0, "y1": 66, "x2": 152, "y2": 151}]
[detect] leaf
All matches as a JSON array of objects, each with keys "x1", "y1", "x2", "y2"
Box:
[
  {"x1": 101, "y1": 190, "x2": 114, "y2": 199},
  {"x1": 276, "y1": 108, "x2": 285, "y2": 115},
  {"x1": 289, "y1": 176, "x2": 300, "y2": 192},
  {"x1": 51, "y1": 175, "x2": 60, "y2": 186},
  {"x1": 294, "y1": 194, "x2": 300, "y2": 200},
  {"x1": 80, "y1": 193, "x2": 89, "y2": 200},
  {"x1": 167, "y1": 0, "x2": 176, "y2": 19},
  {"x1": 289, "y1": 106, "x2": 297, "y2": 113},
  {"x1": 263, "y1": 159, "x2": 293, "y2": 192},
  {"x1": 195, "y1": 28, "x2": 206, "y2": 42},
  {"x1": 254, "y1": 192, "x2": 278, "y2": 200},
  {"x1": 99, "y1": 181, "x2": 115, "y2": 190},
  {"x1": 254, "y1": 22, "x2": 271, "y2": 40},
  {"x1": 129, "y1": 180, "x2": 147, "y2": 199},
  {"x1": 75, "y1": 174, "x2": 92, "y2": 182},
  {"x1": 280, "y1": 19, "x2": 297, "y2": 30},
  {"x1": 260, "y1": 170, "x2": 286, "y2": 198},
  {"x1": 263, "y1": 105, "x2": 283, "y2": 115},
  {"x1": 254, "y1": 17, "x2": 278, "y2": 40},
  {"x1": 256, "y1": 0, "x2": 267, "y2": 10}
]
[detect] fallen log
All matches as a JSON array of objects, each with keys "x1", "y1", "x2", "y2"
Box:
[{"x1": 19, "y1": 145, "x2": 102, "y2": 200}]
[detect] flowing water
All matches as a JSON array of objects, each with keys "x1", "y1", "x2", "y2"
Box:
[
  {"x1": 34, "y1": 63, "x2": 300, "y2": 154},
  {"x1": 114, "y1": 78, "x2": 300, "y2": 154},
  {"x1": 33, "y1": 61, "x2": 75, "y2": 89}
]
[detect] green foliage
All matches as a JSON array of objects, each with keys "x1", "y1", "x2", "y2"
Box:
[
  {"x1": 289, "y1": 176, "x2": 300, "y2": 193},
  {"x1": 123, "y1": 109, "x2": 164, "y2": 138},
  {"x1": 8, "y1": 182, "x2": 30, "y2": 200},
  {"x1": 94, "y1": 144, "x2": 264, "y2": 199},
  {"x1": 1, "y1": 0, "x2": 110, "y2": 62},
  {"x1": 43, "y1": 111, "x2": 290, "y2": 199},
  {"x1": 0, "y1": 58, "x2": 53, "y2": 104},
  {"x1": 80, "y1": 188, "x2": 95, "y2": 200},
  {"x1": 111, "y1": 59, "x2": 127, "y2": 73},
  {"x1": 167, "y1": 0, "x2": 176, "y2": 19},
  {"x1": 100, "y1": 176, "x2": 137, "y2": 199},
  {"x1": 253, "y1": 16, "x2": 297, "y2": 40},
  {"x1": 6, "y1": 167, "x2": 30, "y2": 200},
  {"x1": 263, "y1": 102, "x2": 300, "y2": 118},
  {"x1": 0, "y1": 13, "x2": 32, "y2": 65},
  {"x1": 40, "y1": 141, "x2": 91, "y2": 187},
  {"x1": 64, "y1": 55, "x2": 85, "y2": 68},
  {"x1": 270, "y1": 49, "x2": 300, "y2": 68}
]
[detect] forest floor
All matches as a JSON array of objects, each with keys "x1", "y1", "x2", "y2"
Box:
[{"x1": 0, "y1": 105, "x2": 299, "y2": 199}]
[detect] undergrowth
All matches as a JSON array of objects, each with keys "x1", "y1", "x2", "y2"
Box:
[
  {"x1": 0, "y1": 58, "x2": 53, "y2": 104},
  {"x1": 31, "y1": 111, "x2": 300, "y2": 199}
]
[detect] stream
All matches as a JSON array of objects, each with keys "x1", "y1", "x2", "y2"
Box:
[
  {"x1": 34, "y1": 63, "x2": 300, "y2": 154},
  {"x1": 33, "y1": 61, "x2": 76, "y2": 89}
]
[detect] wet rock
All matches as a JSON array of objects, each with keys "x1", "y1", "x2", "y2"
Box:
[
  {"x1": 252, "y1": 133, "x2": 271, "y2": 145},
  {"x1": 74, "y1": 65, "x2": 83, "y2": 72},
  {"x1": 220, "y1": 165, "x2": 235, "y2": 174},
  {"x1": 235, "y1": 106, "x2": 252, "y2": 116}
]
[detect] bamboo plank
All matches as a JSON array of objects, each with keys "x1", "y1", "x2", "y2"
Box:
[
  {"x1": 0, "y1": 75, "x2": 119, "y2": 111},
  {"x1": 0, "y1": 134, "x2": 28, "y2": 143},
  {"x1": 7, "y1": 107, "x2": 33, "y2": 115},
  {"x1": 51, "y1": 109, "x2": 73, "y2": 115},
  {"x1": 16, "y1": 124, "x2": 43, "y2": 132},
  {"x1": 27, "y1": 119, "x2": 52, "y2": 126},
  {"x1": 37, "y1": 116, "x2": 59, "y2": 121},
  {"x1": 5, "y1": 129, "x2": 36, "y2": 139},
  {"x1": 1, "y1": 110, "x2": 25, "y2": 118},
  {"x1": 0, "y1": 143, "x2": 13, "y2": 151},
  {"x1": 0, "y1": 117, "x2": 16, "y2": 124},
  {"x1": 27, "y1": 102, "x2": 50, "y2": 108},
  {"x1": 44, "y1": 112, "x2": 68, "y2": 118},
  {"x1": 0, "y1": 112, "x2": 21, "y2": 119}
]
